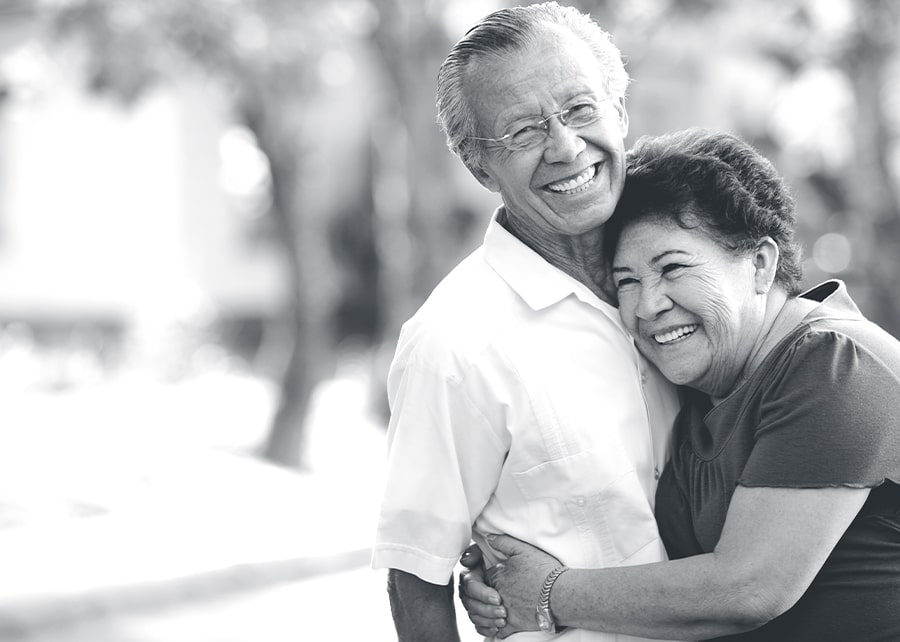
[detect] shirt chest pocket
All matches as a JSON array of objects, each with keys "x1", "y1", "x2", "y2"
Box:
[
  {"x1": 512, "y1": 446, "x2": 634, "y2": 499},
  {"x1": 511, "y1": 447, "x2": 661, "y2": 566}
]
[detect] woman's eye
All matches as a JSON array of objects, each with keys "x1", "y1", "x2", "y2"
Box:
[
  {"x1": 615, "y1": 277, "x2": 638, "y2": 289},
  {"x1": 661, "y1": 263, "x2": 686, "y2": 276}
]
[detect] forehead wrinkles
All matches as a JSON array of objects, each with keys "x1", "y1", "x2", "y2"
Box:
[
  {"x1": 463, "y1": 32, "x2": 601, "y2": 127},
  {"x1": 463, "y1": 52, "x2": 550, "y2": 113}
]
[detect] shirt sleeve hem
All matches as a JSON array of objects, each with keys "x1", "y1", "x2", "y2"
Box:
[
  {"x1": 737, "y1": 477, "x2": 898, "y2": 490},
  {"x1": 371, "y1": 544, "x2": 458, "y2": 585}
]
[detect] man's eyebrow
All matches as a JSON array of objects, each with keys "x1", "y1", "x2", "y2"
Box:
[{"x1": 610, "y1": 266, "x2": 631, "y2": 274}]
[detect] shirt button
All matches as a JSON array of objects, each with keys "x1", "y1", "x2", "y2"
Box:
[
  {"x1": 576, "y1": 497, "x2": 586, "y2": 506},
  {"x1": 640, "y1": 371, "x2": 648, "y2": 384},
  {"x1": 654, "y1": 467, "x2": 661, "y2": 480}
]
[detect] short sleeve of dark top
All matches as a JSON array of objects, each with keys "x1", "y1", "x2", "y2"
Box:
[
  {"x1": 655, "y1": 281, "x2": 900, "y2": 642},
  {"x1": 740, "y1": 326, "x2": 900, "y2": 490}
]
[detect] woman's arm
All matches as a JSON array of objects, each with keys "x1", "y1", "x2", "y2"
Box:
[{"x1": 484, "y1": 484, "x2": 868, "y2": 639}]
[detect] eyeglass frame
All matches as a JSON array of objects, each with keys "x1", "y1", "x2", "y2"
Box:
[{"x1": 465, "y1": 95, "x2": 614, "y2": 152}]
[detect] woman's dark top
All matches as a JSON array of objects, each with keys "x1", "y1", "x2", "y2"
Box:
[{"x1": 655, "y1": 281, "x2": 900, "y2": 641}]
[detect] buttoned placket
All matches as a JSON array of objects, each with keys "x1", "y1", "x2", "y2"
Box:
[
  {"x1": 571, "y1": 286, "x2": 662, "y2": 485},
  {"x1": 633, "y1": 342, "x2": 661, "y2": 483}
]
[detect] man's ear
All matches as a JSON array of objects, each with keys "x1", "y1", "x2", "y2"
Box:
[
  {"x1": 614, "y1": 97, "x2": 629, "y2": 138},
  {"x1": 753, "y1": 237, "x2": 780, "y2": 294},
  {"x1": 466, "y1": 162, "x2": 500, "y2": 193}
]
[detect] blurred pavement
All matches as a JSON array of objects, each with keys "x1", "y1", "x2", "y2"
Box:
[{"x1": 0, "y1": 368, "x2": 479, "y2": 641}]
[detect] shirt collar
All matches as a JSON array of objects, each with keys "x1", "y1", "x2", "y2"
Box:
[
  {"x1": 482, "y1": 206, "x2": 620, "y2": 317},
  {"x1": 800, "y1": 279, "x2": 862, "y2": 321}
]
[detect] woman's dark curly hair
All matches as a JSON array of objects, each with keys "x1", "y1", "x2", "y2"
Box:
[{"x1": 604, "y1": 128, "x2": 804, "y2": 295}]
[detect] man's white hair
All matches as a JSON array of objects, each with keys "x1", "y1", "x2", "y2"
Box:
[{"x1": 436, "y1": 1, "x2": 629, "y2": 173}]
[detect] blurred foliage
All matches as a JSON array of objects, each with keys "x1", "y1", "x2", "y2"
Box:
[
  {"x1": 4, "y1": 0, "x2": 899, "y2": 465},
  {"x1": 19, "y1": 0, "x2": 367, "y2": 466},
  {"x1": 581, "y1": 0, "x2": 900, "y2": 328}
]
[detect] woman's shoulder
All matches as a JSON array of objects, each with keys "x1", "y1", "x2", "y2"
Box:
[
  {"x1": 790, "y1": 279, "x2": 900, "y2": 372},
  {"x1": 781, "y1": 315, "x2": 900, "y2": 381}
]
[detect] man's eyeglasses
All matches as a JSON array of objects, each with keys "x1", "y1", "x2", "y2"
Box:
[{"x1": 467, "y1": 96, "x2": 612, "y2": 152}]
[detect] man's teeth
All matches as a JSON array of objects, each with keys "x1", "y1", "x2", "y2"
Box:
[
  {"x1": 546, "y1": 164, "x2": 597, "y2": 193},
  {"x1": 653, "y1": 325, "x2": 698, "y2": 345}
]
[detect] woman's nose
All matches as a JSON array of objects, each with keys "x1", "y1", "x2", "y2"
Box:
[{"x1": 636, "y1": 285, "x2": 673, "y2": 320}]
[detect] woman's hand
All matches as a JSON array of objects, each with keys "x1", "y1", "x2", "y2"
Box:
[
  {"x1": 482, "y1": 535, "x2": 563, "y2": 635},
  {"x1": 459, "y1": 544, "x2": 508, "y2": 637}
]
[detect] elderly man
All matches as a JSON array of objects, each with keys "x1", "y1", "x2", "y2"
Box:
[{"x1": 372, "y1": 3, "x2": 680, "y2": 641}]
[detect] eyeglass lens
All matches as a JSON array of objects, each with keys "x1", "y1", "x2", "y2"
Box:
[{"x1": 505, "y1": 102, "x2": 603, "y2": 150}]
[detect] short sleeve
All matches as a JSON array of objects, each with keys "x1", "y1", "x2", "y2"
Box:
[
  {"x1": 372, "y1": 357, "x2": 510, "y2": 585},
  {"x1": 740, "y1": 330, "x2": 900, "y2": 489}
]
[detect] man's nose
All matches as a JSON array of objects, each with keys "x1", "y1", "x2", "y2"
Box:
[
  {"x1": 542, "y1": 118, "x2": 586, "y2": 163},
  {"x1": 636, "y1": 284, "x2": 673, "y2": 320}
]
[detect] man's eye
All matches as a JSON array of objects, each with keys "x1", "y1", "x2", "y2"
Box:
[
  {"x1": 564, "y1": 101, "x2": 603, "y2": 126},
  {"x1": 511, "y1": 123, "x2": 543, "y2": 138},
  {"x1": 615, "y1": 277, "x2": 638, "y2": 289},
  {"x1": 567, "y1": 103, "x2": 595, "y2": 117}
]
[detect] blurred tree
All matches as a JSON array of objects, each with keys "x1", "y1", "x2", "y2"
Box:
[
  {"x1": 31, "y1": 0, "x2": 347, "y2": 467},
  {"x1": 14, "y1": 0, "x2": 493, "y2": 466},
  {"x1": 825, "y1": 0, "x2": 900, "y2": 330},
  {"x1": 579, "y1": 0, "x2": 900, "y2": 335},
  {"x1": 15, "y1": 0, "x2": 899, "y2": 468},
  {"x1": 729, "y1": 0, "x2": 900, "y2": 334},
  {"x1": 367, "y1": 0, "x2": 485, "y2": 337},
  {"x1": 360, "y1": 0, "x2": 491, "y2": 421}
]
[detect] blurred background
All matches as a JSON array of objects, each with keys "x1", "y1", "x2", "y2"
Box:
[{"x1": 0, "y1": 0, "x2": 897, "y2": 640}]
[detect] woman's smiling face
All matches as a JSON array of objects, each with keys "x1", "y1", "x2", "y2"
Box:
[{"x1": 612, "y1": 214, "x2": 769, "y2": 398}]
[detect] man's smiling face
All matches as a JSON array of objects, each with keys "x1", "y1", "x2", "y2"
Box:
[{"x1": 466, "y1": 25, "x2": 629, "y2": 244}]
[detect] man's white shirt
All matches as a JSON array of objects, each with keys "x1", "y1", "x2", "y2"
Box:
[{"x1": 373, "y1": 209, "x2": 681, "y2": 641}]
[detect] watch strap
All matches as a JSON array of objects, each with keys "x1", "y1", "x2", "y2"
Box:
[{"x1": 536, "y1": 564, "x2": 569, "y2": 632}]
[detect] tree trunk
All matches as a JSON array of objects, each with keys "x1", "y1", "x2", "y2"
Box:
[
  {"x1": 243, "y1": 102, "x2": 317, "y2": 469},
  {"x1": 842, "y1": 1, "x2": 900, "y2": 334}
]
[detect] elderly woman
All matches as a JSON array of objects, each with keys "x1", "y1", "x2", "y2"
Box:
[{"x1": 460, "y1": 129, "x2": 900, "y2": 640}]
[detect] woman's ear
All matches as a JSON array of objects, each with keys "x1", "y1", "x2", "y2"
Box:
[{"x1": 753, "y1": 237, "x2": 780, "y2": 294}]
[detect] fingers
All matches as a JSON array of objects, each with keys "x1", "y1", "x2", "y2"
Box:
[
  {"x1": 462, "y1": 596, "x2": 507, "y2": 633},
  {"x1": 467, "y1": 609, "x2": 507, "y2": 631},
  {"x1": 460, "y1": 544, "x2": 484, "y2": 569},
  {"x1": 460, "y1": 570, "x2": 503, "y2": 606},
  {"x1": 475, "y1": 624, "x2": 512, "y2": 640},
  {"x1": 485, "y1": 563, "x2": 502, "y2": 586},
  {"x1": 486, "y1": 534, "x2": 518, "y2": 555},
  {"x1": 458, "y1": 566, "x2": 486, "y2": 596},
  {"x1": 459, "y1": 569, "x2": 507, "y2": 633},
  {"x1": 474, "y1": 624, "x2": 501, "y2": 638}
]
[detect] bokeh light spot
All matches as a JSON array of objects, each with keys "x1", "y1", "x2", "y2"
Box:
[{"x1": 812, "y1": 232, "x2": 852, "y2": 274}]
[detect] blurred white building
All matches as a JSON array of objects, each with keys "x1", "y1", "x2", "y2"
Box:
[
  {"x1": 0, "y1": 31, "x2": 294, "y2": 395},
  {"x1": 0, "y1": 50, "x2": 287, "y2": 323}
]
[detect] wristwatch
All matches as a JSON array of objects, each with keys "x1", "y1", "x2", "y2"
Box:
[{"x1": 535, "y1": 565, "x2": 569, "y2": 633}]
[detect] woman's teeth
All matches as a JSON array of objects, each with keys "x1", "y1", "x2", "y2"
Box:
[
  {"x1": 653, "y1": 325, "x2": 698, "y2": 345},
  {"x1": 546, "y1": 164, "x2": 598, "y2": 194}
]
